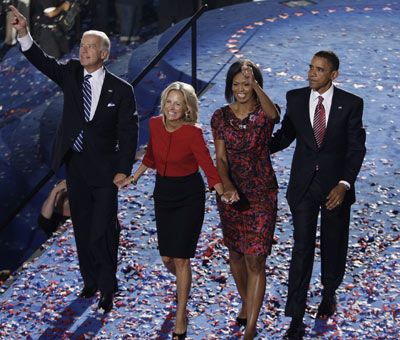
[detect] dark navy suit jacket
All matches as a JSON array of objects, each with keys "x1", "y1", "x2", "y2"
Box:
[
  {"x1": 23, "y1": 42, "x2": 138, "y2": 184},
  {"x1": 270, "y1": 86, "x2": 366, "y2": 208}
]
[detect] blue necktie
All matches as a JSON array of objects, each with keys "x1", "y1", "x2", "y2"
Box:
[{"x1": 72, "y1": 74, "x2": 92, "y2": 152}]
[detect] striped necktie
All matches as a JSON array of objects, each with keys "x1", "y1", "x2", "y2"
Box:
[
  {"x1": 72, "y1": 74, "x2": 92, "y2": 152},
  {"x1": 313, "y1": 95, "x2": 326, "y2": 148}
]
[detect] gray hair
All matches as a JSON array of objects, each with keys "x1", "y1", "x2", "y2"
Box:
[{"x1": 82, "y1": 30, "x2": 111, "y2": 60}]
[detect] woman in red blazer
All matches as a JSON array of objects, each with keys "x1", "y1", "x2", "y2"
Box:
[{"x1": 123, "y1": 82, "x2": 225, "y2": 339}]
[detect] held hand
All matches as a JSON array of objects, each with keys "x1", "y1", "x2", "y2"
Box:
[
  {"x1": 119, "y1": 176, "x2": 137, "y2": 189},
  {"x1": 221, "y1": 189, "x2": 239, "y2": 204},
  {"x1": 8, "y1": 5, "x2": 28, "y2": 37},
  {"x1": 113, "y1": 173, "x2": 128, "y2": 189},
  {"x1": 325, "y1": 183, "x2": 347, "y2": 210}
]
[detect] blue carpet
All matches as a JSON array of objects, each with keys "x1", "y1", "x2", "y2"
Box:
[{"x1": 0, "y1": 0, "x2": 399, "y2": 338}]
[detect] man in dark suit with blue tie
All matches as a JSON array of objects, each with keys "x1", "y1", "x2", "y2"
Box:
[
  {"x1": 270, "y1": 51, "x2": 366, "y2": 339},
  {"x1": 10, "y1": 6, "x2": 138, "y2": 313}
]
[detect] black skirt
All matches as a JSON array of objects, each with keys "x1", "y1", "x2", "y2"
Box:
[{"x1": 154, "y1": 172, "x2": 205, "y2": 258}]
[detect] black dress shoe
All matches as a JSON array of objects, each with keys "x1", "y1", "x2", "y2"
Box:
[
  {"x1": 98, "y1": 292, "x2": 114, "y2": 313},
  {"x1": 316, "y1": 295, "x2": 337, "y2": 319},
  {"x1": 283, "y1": 319, "x2": 305, "y2": 340},
  {"x1": 236, "y1": 317, "x2": 247, "y2": 327},
  {"x1": 79, "y1": 286, "x2": 97, "y2": 298}
]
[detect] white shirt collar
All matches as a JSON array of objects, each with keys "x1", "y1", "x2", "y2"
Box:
[
  {"x1": 311, "y1": 84, "x2": 334, "y2": 102},
  {"x1": 84, "y1": 66, "x2": 105, "y2": 81}
]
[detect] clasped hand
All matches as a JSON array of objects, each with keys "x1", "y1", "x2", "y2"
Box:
[
  {"x1": 113, "y1": 173, "x2": 130, "y2": 189},
  {"x1": 221, "y1": 190, "x2": 239, "y2": 204},
  {"x1": 115, "y1": 175, "x2": 137, "y2": 189}
]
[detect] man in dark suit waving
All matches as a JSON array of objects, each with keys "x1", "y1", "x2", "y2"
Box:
[
  {"x1": 10, "y1": 6, "x2": 138, "y2": 313},
  {"x1": 270, "y1": 51, "x2": 366, "y2": 339}
]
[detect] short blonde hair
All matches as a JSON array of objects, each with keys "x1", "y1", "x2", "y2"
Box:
[
  {"x1": 160, "y1": 82, "x2": 199, "y2": 123},
  {"x1": 82, "y1": 30, "x2": 111, "y2": 60}
]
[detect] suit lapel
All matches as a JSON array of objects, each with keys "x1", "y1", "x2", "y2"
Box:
[
  {"x1": 301, "y1": 88, "x2": 318, "y2": 150},
  {"x1": 73, "y1": 68, "x2": 85, "y2": 121},
  {"x1": 321, "y1": 86, "x2": 340, "y2": 148},
  {"x1": 93, "y1": 70, "x2": 114, "y2": 121}
]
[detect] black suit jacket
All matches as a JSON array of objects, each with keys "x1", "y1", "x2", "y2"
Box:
[
  {"x1": 23, "y1": 42, "x2": 138, "y2": 183},
  {"x1": 270, "y1": 86, "x2": 366, "y2": 208}
]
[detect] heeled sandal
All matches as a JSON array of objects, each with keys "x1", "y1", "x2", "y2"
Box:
[
  {"x1": 172, "y1": 330, "x2": 187, "y2": 339},
  {"x1": 236, "y1": 316, "x2": 247, "y2": 327},
  {"x1": 172, "y1": 317, "x2": 188, "y2": 339}
]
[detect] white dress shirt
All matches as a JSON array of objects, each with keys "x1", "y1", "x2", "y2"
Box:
[
  {"x1": 308, "y1": 84, "x2": 350, "y2": 190},
  {"x1": 17, "y1": 32, "x2": 34, "y2": 51},
  {"x1": 84, "y1": 67, "x2": 105, "y2": 120},
  {"x1": 309, "y1": 84, "x2": 333, "y2": 127}
]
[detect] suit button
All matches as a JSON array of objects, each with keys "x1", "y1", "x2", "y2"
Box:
[{"x1": 316, "y1": 165, "x2": 319, "y2": 171}]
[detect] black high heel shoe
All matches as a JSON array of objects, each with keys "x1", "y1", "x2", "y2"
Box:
[
  {"x1": 172, "y1": 330, "x2": 187, "y2": 339},
  {"x1": 172, "y1": 317, "x2": 188, "y2": 339},
  {"x1": 236, "y1": 317, "x2": 247, "y2": 327}
]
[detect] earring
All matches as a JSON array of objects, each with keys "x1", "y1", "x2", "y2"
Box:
[{"x1": 185, "y1": 112, "x2": 190, "y2": 119}]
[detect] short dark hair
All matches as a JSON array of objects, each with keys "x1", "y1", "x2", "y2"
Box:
[
  {"x1": 225, "y1": 59, "x2": 264, "y2": 103},
  {"x1": 314, "y1": 51, "x2": 340, "y2": 71}
]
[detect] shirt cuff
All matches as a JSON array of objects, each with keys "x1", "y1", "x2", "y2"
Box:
[
  {"x1": 339, "y1": 180, "x2": 350, "y2": 190},
  {"x1": 17, "y1": 32, "x2": 33, "y2": 52}
]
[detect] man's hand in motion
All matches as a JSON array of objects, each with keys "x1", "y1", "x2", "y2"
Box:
[{"x1": 9, "y1": 5, "x2": 28, "y2": 37}]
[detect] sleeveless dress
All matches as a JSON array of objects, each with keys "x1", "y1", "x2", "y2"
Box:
[{"x1": 211, "y1": 105, "x2": 278, "y2": 256}]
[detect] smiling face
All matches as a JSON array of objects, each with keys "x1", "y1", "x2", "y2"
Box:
[
  {"x1": 163, "y1": 90, "x2": 187, "y2": 123},
  {"x1": 79, "y1": 34, "x2": 108, "y2": 72},
  {"x1": 308, "y1": 56, "x2": 338, "y2": 94},
  {"x1": 232, "y1": 72, "x2": 254, "y2": 104}
]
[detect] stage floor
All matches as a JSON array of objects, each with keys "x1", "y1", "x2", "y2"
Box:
[{"x1": 0, "y1": 0, "x2": 399, "y2": 338}]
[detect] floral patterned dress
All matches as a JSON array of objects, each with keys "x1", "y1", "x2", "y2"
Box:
[{"x1": 211, "y1": 105, "x2": 278, "y2": 256}]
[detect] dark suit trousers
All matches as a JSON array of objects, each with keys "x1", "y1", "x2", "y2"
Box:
[
  {"x1": 66, "y1": 151, "x2": 120, "y2": 294},
  {"x1": 285, "y1": 171, "x2": 351, "y2": 318}
]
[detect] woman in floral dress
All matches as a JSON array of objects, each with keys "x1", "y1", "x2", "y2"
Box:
[{"x1": 211, "y1": 59, "x2": 280, "y2": 339}]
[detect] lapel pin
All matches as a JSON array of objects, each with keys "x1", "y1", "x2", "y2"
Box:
[
  {"x1": 108, "y1": 89, "x2": 113, "y2": 93},
  {"x1": 338, "y1": 106, "x2": 343, "y2": 109}
]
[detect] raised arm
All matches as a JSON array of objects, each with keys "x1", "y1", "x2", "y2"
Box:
[
  {"x1": 10, "y1": 5, "x2": 66, "y2": 86},
  {"x1": 9, "y1": 5, "x2": 28, "y2": 37},
  {"x1": 242, "y1": 62, "x2": 280, "y2": 122}
]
